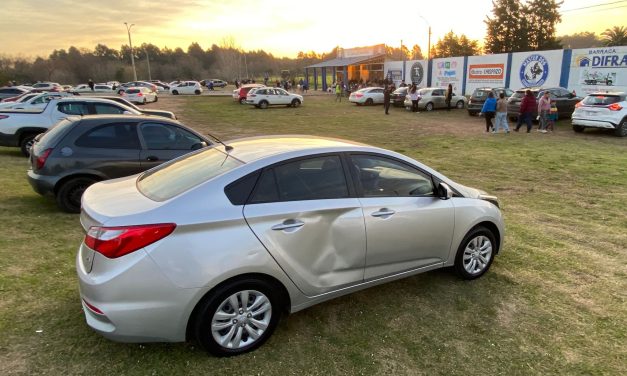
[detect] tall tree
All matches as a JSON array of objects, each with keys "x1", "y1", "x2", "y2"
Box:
[
  {"x1": 525, "y1": 0, "x2": 563, "y2": 50},
  {"x1": 410, "y1": 45, "x2": 423, "y2": 60},
  {"x1": 484, "y1": 0, "x2": 529, "y2": 53},
  {"x1": 601, "y1": 26, "x2": 627, "y2": 46},
  {"x1": 431, "y1": 31, "x2": 481, "y2": 58},
  {"x1": 558, "y1": 32, "x2": 602, "y2": 49}
]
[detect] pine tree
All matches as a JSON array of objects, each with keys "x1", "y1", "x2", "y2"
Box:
[
  {"x1": 484, "y1": 0, "x2": 529, "y2": 53},
  {"x1": 525, "y1": 0, "x2": 563, "y2": 50}
]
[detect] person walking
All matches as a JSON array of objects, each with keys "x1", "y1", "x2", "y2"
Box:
[
  {"x1": 383, "y1": 83, "x2": 395, "y2": 115},
  {"x1": 409, "y1": 84, "x2": 419, "y2": 112},
  {"x1": 335, "y1": 80, "x2": 342, "y2": 102},
  {"x1": 445, "y1": 84, "x2": 453, "y2": 111},
  {"x1": 537, "y1": 91, "x2": 551, "y2": 133},
  {"x1": 493, "y1": 92, "x2": 510, "y2": 133},
  {"x1": 88, "y1": 79, "x2": 95, "y2": 91},
  {"x1": 514, "y1": 90, "x2": 537, "y2": 133},
  {"x1": 480, "y1": 91, "x2": 497, "y2": 132}
]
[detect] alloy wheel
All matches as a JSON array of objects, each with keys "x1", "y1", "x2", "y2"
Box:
[{"x1": 462, "y1": 235, "x2": 493, "y2": 275}]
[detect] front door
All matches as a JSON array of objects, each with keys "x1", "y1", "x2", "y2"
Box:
[
  {"x1": 243, "y1": 155, "x2": 366, "y2": 296},
  {"x1": 348, "y1": 154, "x2": 454, "y2": 280}
]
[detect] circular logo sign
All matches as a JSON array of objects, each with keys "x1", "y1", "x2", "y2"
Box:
[
  {"x1": 410, "y1": 62, "x2": 424, "y2": 85},
  {"x1": 519, "y1": 54, "x2": 549, "y2": 87}
]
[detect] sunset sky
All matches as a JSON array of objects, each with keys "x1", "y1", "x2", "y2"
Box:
[{"x1": 1, "y1": 0, "x2": 625, "y2": 59}]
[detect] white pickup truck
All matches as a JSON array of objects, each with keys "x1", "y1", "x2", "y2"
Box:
[{"x1": 0, "y1": 97, "x2": 140, "y2": 156}]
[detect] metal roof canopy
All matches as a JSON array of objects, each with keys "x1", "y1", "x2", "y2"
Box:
[{"x1": 306, "y1": 54, "x2": 386, "y2": 68}]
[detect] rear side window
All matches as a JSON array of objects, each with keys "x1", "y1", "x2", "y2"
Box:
[
  {"x1": 582, "y1": 95, "x2": 622, "y2": 106},
  {"x1": 74, "y1": 123, "x2": 140, "y2": 149},
  {"x1": 138, "y1": 147, "x2": 243, "y2": 201},
  {"x1": 58, "y1": 102, "x2": 88, "y2": 115}
]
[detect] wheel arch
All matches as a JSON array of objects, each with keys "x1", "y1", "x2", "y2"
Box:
[
  {"x1": 473, "y1": 221, "x2": 501, "y2": 254},
  {"x1": 53, "y1": 173, "x2": 104, "y2": 195},
  {"x1": 185, "y1": 272, "x2": 291, "y2": 341}
]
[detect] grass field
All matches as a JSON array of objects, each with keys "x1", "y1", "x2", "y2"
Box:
[{"x1": 1, "y1": 95, "x2": 625, "y2": 375}]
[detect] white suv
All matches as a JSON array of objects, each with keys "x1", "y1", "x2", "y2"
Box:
[
  {"x1": 246, "y1": 87, "x2": 303, "y2": 108},
  {"x1": 572, "y1": 92, "x2": 627, "y2": 137}
]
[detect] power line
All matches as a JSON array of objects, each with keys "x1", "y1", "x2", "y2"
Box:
[
  {"x1": 561, "y1": 0, "x2": 627, "y2": 12},
  {"x1": 562, "y1": 4, "x2": 627, "y2": 14}
]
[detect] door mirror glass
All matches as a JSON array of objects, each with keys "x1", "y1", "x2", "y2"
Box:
[{"x1": 438, "y1": 182, "x2": 453, "y2": 200}]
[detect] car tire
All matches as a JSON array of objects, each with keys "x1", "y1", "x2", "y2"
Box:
[
  {"x1": 195, "y1": 90, "x2": 201, "y2": 95},
  {"x1": 456, "y1": 100, "x2": 465, "y2": 109},
  {"x1": 425, "y1": 102, "x2": 434, "y2": 111},
  {"x1": 291, "y1": 99, "x2": 301, "y2": 107},
  {"x1": 172, "y1": 90, "x2": 179, "y2": 95},
  {"x1": 142, "y1": 98, "x2": 146, "y2": 105},
  {"x1": 20, "y1": 134, "x2": 37, "y2": 157},
  {"x1": 572, "y1": 124, "x2": 585, "y2": 133},
  {"x1": 192, "y1": 278, "x2": 282, "y2": 357},
  {"x1": 454, "y1": 226, "x2": 496, "y2": 280},
  {"x1": 239, "y1": 98, "x2": 246, "y2": 105},
  {"x1": 365, "y1": 98, "x2": 374, "y2": 106},
  {"x1": 259, "y1": 100, "x2": 269, "y2": 109},
  {"x1": 55, "y1": 177, "x2": 97, "y2": 214},
  {"x1": 118, "y1": 90, "x2": 124, "y2": 95},
  {"x1": 614, "y1": 119, "x2": 627, "y2": 137}
]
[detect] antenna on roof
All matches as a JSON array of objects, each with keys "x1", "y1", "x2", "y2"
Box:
[{"x1": 207, "y1": 132, "x2": 233, "y2": 151}]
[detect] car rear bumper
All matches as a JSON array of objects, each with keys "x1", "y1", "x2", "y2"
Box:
[
  {"x1": 76, "y1": 243, "x2": 201, "y2": 343},
  {"x1": 27, "y1": 169, "x2": 58, "y2": 196},
  {"x1": 571, "y1": 118, "x2": 618, "y2": 129}
]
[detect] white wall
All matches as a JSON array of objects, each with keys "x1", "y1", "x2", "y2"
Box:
[
  {"x1": 509, "y1": 49, "x2": 563, "y2": 89},
  {"x1": 568, "y1": 46, "x2": 627, "y2": 95},
  {"x1": 431, "y1": 56, "x2": 465, "y2": 93},
  {"x1": 465, "y1": 53, "x2": 509, "y2": 95},
  {"x1": 404, "y1": 60, "x2": 428, "y2": 86}
]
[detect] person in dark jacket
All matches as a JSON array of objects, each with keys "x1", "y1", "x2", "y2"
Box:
[
  {"x1": 515, "y1": 90, "x2": 537, "y2": 133},
  {"x1": 480, "y1": 91, "x2": 497, "y2": 132},
  {"x1": 88, "y1": 79, "x2": 95, "y2": 91},
  {"x1": 445, "y1": 83, "x2": 453, "y2": 111},
  {"x1": 383, "y1": 82, "x2": 395, "y2": 115}
]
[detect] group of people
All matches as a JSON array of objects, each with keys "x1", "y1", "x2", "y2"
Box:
[{"x1": 480, "y1": 89, "x2": 556, "y2": 134}]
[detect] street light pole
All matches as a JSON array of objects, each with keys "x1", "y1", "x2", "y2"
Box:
[
  {"x1": 124, "y1": 22, "x2": 137, "y2": 81},
  {"x1": 418, "y1": 14, "x2": 431, "y2": 60}
]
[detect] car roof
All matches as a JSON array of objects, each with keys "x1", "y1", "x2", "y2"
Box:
[
  {"x1": 74, "y1": 114, "x2": 180, "y2": 125},
  {"x1": 224, "y1": 135, "x2": 372, "y2": 163},
  {"x1": 586, "y1": 92, "x2": 626, "y2": 96}
]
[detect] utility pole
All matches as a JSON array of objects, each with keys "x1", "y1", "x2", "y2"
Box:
[
  {"x1": 418, "y1": 14, "x2": 432, "y2": 60},
  {"x1": 145, "y1": 49, "x2": 151, "y2": 81},
  {"x1": 124, "y1": 22, "x2": 137, "y2": 81}
]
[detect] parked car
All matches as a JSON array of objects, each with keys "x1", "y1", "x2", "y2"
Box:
[
  {"x1": 0, "y1": 86, "x2": 30, "y2": 100},
  {"x1": 246, "y1": 87, "x2": 303, "y2": 108},
  {"x1": 467, "y1": 87, "x2": 514, "y2": 116},
  {"x1": 76, "y1": 135, "x2": 504, "y2": 356},
  {"x1": 0, "y1": 92, "x2": 39, "y2": 106},
  {"x1": 0, "y1": 92, "x2": 73, "y2": 110},
  {"x1": 404, "y1": 88, "x2": 467, "y2": 111},
  {"x1": 117, "y1": 81, "x2": 157, "y2": 94},
  {"x1": 96, "y1": 96, "x2": 176, "y2": 119},
  {"x1": 571, "y1": 92, "x2": 627, "y2": 137},
  {"x1": 72, "y1": 84, "x2": 114, "y2": 93},
  {"x1": 31, "y1": 82, "x2": 63, "y2": 92},
  {"x1": 349, "y1": 87, "x2": 385, "y2": 105},
  {"x1": 28, "y1": 115, "x2": 212, "y2": 213},
  {"x1": 122, "y1": 87, "x2": 158, "y2": 104},
  {"x1": 391, "y1": 87, "x2": 409, "y2": 107},
  {"x1": 507, "y1": 87, "x2": 581, "y2": 121},
  {"x1": 148, "y1": 80, "x2": 170, "y2": 92},
  {"x1": 170, "y1": 81, "x2": 203, "y2": 95},
  {"x1": 0, "y1": 97, "x2": 141, "y2": 156},
  {"x1": 202, "y1": 79, "x2": 228, "y2": 88},
  {"x1": 233, "y1": 84, "x2": 265, "y2": 104}
]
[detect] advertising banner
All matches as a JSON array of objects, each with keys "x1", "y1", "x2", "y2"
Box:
[
  {"x1": 431, "y1": 56, "x2": 465, "y2": 93},
  {"x1": 404, "y1": 60, "x2": 427, "y2": 87},
  {"x1": 465, "y1": 53, "x2": 508, "y2": 95},
  {"x1": 568, "y1": 46, "x2": 627, "y2": 95},
  {"x1": 384, "y1": 61, "x2": 404, "y2": 86},
  {"x1": 509, "y1": 49, "x2": 563, "y2": 89}
]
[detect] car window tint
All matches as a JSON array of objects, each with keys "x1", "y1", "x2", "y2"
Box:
[
  {"x1": 351, "y1": 154, "x2": 434, "y2": 197},
  {"x1": 224, "y1": 171, "x2": 261, "y2": 205},
  {"x1": 140, "y1": 122, "x2": 203, "y2": 150},
  {"x1": 272, "y1": 156, "x2": 348, "y2": 201},
  {"x1": 249, "y1": 169, "x2": 279, "y2": 203},
  {"x1": 75, "y1": 123, "x2": 140, "y2": 149},
  {"x1": 58, "y1": 102, "x2": 88, "y2": 115},
  {"x1": 94, "y1": 103, "x2": 126, "y2": 114}
]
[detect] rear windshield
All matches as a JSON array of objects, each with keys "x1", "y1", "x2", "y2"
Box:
[
  {"x1": 582, "y1": 95, "x2": 623, "y2": 106},
  {"x1": 137, "y1": 147, "x2": 244, "y2": 201},
  {"x1": 472, "y1": 90, "x2": 490, "y2": 98},
  {"x1": 37, "y1": 118, "x2": 77, "y2": 147},
  {"x1": 127, "y1": 89, "x2": 140, "y2": 94}
]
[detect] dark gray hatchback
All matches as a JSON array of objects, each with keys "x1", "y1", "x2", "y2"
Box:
[{"x1": 27, "y1": 115, "x2": 212, "y2": 213}]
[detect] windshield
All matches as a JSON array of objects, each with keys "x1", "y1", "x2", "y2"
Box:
[{"x1": 137, "y1": 147, "x2": 244, "y2": 201}]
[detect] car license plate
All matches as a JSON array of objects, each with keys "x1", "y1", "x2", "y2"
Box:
[{"x1": 585, "y1": 111, "x2": 598, "y2": 116}]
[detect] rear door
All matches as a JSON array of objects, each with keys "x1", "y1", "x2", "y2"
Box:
[
  {"x1": 138, "y1": 121, "x2": 206, "y2": 169},
  {"x1": 243, "y1": 154, "x2": 366, "y2": 296},
  {"x1": 432, "y1": 89, "x2": 446, "y2": 108}
]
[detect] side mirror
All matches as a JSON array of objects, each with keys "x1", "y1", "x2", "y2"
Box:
[{"x1": 438, "y1": 182, "x2": 453, "y2": 200}]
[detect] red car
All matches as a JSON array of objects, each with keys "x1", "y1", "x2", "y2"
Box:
[{"x1": 232, "y1": 84, "x2": 264, "y2": 104}]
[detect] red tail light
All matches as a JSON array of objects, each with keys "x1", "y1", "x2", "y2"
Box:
[
  {"x1": 608, "y1": 103, "x2": 623, "y2": 111},
  {"x1": 0, "y1": 115, "x2": 8, "y2": 120},
  {"x1": 575, "y1": 101, "x2": 582, "y2": 108},
  {"x1": 137, "y1": 93, "x2": 143, "y2": 97},
  {"x1": 85, "y1": 223, "x2": 176, "y2": 259},
  {"x1": 36, "y1": 148, "x2": 53, "y2": 169},
  {"x1": 82, "y1": 299, "x2": 104, "y2": 315},
  {"x1": 355, "y1": 93, "x2": 364, "y2": 98}
]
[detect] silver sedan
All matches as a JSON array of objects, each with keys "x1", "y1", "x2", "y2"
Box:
[
  {"x1": 77, "y1": 136, "x2": 504, "y2": 356},
  {"x1": 349, "y1": 87, "x2": 384, "y2": 105},
  {"x1": 404, "y1": 87, "x2": 468, "y2": 111}
]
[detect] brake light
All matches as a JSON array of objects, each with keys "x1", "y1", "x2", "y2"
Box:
[
  {"x1": 36, "y1": 148, "x2": 53, "y2": 169},
  {"x1": 355, "y1": 93, "x2": 363, "y2": 98},
  {"x1": 0, "y1": 115, "x2": 8, "y2": 120},
  {"x1": 84, "y1": 223, "x2": 176, "y2": 259},
  {"x1": 608, "y1": 103, "x2": 623, "y2": 111},
  {"x1": 575, "y1": 101, "x2": 582, "y2": 108},
  {"x1": 137, "y1": 93, "x2": 143, "y2": 97},
  {"x1": 82, "y1": 299, "x2": 104, "y2": 315}
]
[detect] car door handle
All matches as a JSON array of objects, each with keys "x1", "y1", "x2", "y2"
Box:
[
  {"x1": 371, "y1": 209, "x2": 396, "y2": 218},
  {"x1": 271, "y1": 220, "x2": 305, "y2": 231},
  {"x1": 146, "y1": 156, "x2": 159, "y2": 161}
]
